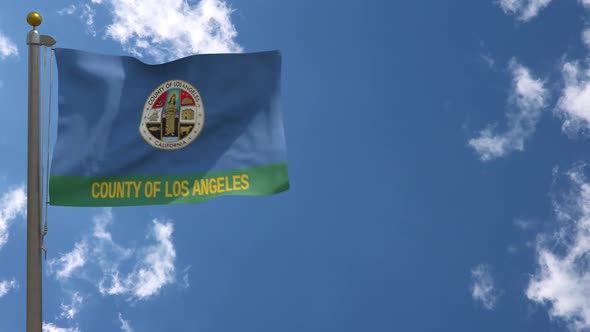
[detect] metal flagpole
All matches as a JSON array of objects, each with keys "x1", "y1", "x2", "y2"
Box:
[{"x1": 26, "y1": 12, "x2": 55, "y2": 332}]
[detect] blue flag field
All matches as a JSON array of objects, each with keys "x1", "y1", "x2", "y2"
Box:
[{"x1": 49, "y1": 48, "x2": 289, "y2": 206}]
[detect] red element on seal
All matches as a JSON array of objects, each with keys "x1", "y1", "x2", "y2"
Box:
[
  {"x1": 153, "y1": 92, "x2": 167, "y2": 109},
  {"x1": 180, "y1": 90, "x2": 195, "y2": 106}
]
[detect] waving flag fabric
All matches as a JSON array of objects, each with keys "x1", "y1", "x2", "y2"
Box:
[{"x1": 49, "y1": 48, "x2": 289, "y2": 206}]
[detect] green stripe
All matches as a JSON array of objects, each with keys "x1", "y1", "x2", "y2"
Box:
[{"x1": 49, "y1": 162, "x2": 289, "y2": 207}]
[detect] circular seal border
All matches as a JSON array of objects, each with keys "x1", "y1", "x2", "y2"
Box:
[{"x1": 139, "y1": 79, "x2": 205, "y2": 150}]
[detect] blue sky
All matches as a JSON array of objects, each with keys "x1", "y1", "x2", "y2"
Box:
[{"x1": 2, "y1": 0, "x2": 590, "y2": 331}]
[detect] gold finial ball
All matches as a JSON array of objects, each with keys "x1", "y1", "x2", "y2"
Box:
[{"x1": 26, "y1": 12, "x2": 42, "y2": 28}]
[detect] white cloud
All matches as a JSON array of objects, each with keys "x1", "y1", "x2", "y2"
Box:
[
  {"x1": 0, "y1": 186, "x2": 26, "y2": 251},
  {"x1": 180, "y1": 265, "x2": 191, "y2": 289},
  {"x1": 81, "y1": 4, "x2": 97, "y2": 37},
  {"x1": 514, "y1": 218, "x2": 537, "y2": 230},
  {"x1": 118, "y1": 313, "x2": 133, "y2": 332},
  {"x1": 133, "y1": 221, "x2": 175, "y2": 298},
  {"x1": 470, "y1": 264, "x2": 500, "y2": 310},
  {"x1": 93, "y1": 208, "x2": 113, "y2": 242},
  {"x1": 52, "y1": 209, "x2": 177, "y2": 301},
  {"x1": 48, "y1": 242, "x2": 88, "y2": 280},
  {"x1": 527, "y1": 165, "x2": 590, "y2": 331},
  {"x1": 507, "y1": 244, "x2": 519, "y2": 254},
  {"x1": 480, "y1": 54, "x2": 496, "y2": 69},
  {"x1": 42, "y1": 322, "x2": 80, "y2": 332},
  {"x1": 59, "y1": 292, "x2": 83, "y2": 320},
  {"x1": 0, "y1": 278, "x2": 17, "y2": 297},
  {"x1": 57, "y1": 4, "x2": 95, "y2": 36},
  {"x1": 0, "y1": 32, "x2": 18, "y2": 60},
  {"x1": 99, "y1": 220, "x2": 176, "y2": 300},
  {"x1": 91, "y1": 209, "x2": 134, "y2": 272},
  {"x1": 92, "y1": 0, "x2": 242, "y2": 61},
  {"x1": 57, "y1": 5, "x2": 77, "y2": 15},
  {"x1": 497, "y1": 0, "x2": 554, "y2": 21},
  {"x1": 90, "y1": 209, "x2": 134, "y2": 295},
  {"x1": 582, "y1": 29, "x2": 590, "y2": 50},
  {"x1": 469, "y1": 61, "x2": 548, "y2": 161},
  {"x1": 556, "y1": 62, "x2": 590, "y2": 136},
  {"x1": 497, "y1": 1, "x2": 590, "y2": 140},
  {"x1": 48, "y1": 209, "x2": 132, "y2": 284},
  {"x1": 98, "y1": 271, "x2": 126, "y2": 296}
]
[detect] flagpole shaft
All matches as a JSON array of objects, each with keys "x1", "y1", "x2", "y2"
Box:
[
  {"x1": 26, "y1": 25, "x2": 43, "y2": 332},
  {"x1": 25, "y1": 12, "x2": 55, "y2": 332}
]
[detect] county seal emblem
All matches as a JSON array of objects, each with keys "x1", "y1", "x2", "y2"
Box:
[{"x1": 139, "y1": 80, "x2": 205, "y2": 150}]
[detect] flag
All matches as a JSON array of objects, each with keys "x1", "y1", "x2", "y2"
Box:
[{"x1": 49, "y1": 48, "x2": 289, "y2": 207}]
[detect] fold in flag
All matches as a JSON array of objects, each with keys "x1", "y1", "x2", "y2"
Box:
[{"x1": 49, "y1": 48, "x2": 289, "y2": 207}]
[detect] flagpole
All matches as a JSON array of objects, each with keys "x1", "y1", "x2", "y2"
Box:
[{"x1": 26, "y1": 12, "x2": 55, "y2": 332}]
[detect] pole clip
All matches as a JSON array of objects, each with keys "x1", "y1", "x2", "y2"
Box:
[
  {"x1": 26, "y1": 32, "x2": 56, "y2": 46},
  {"x1": 40, "y1": 223, "x2": 48, "y2": 260}
]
